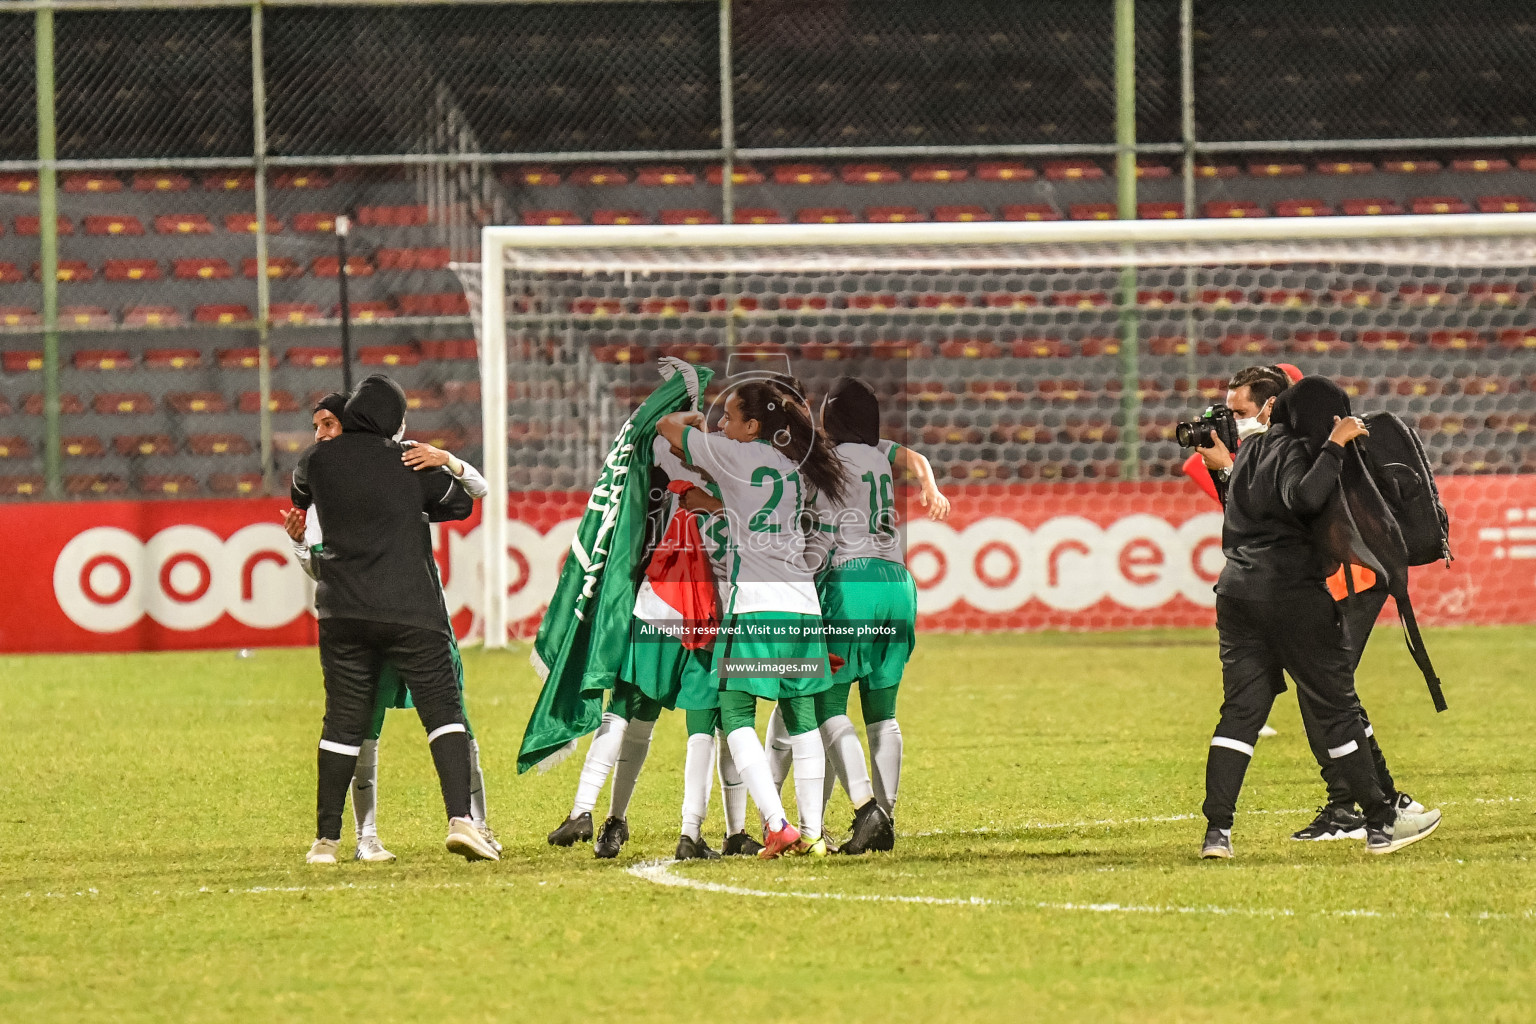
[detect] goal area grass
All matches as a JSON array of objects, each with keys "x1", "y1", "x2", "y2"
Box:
[{"x1": 2, "y1": 626, "x2": 1532, "y2": 1022}]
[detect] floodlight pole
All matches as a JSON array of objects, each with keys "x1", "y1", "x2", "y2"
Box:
[
  {"x1": 336, "y1": 215, "x2": 354, "y2": 393},
  {"x1": 1179, "y1": 0, "x2": 1199, "y2": 397},
  {"x1": 1114, "y1": 0, "x2": 1141, "y2": 481},
  {"x1": 36, "y1": 3, "x2": 60, "y2": 498}
]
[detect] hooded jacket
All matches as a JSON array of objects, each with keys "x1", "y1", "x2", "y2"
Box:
[{"x1": 291, "y1": 374, "x2": 474, "y2": 633}]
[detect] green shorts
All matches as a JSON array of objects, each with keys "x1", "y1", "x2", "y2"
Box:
[
  {"x1": 712, "y1": 610, "x2": 834, "y2": 700},
  {"x1": 817, "y1": 557, "x2": 917, "y2": 691},
  {"x1": 368, "y1": 636, "x2": 470, "y2": 740},
  {"x1": 622, "y1": 622, "x2": 719, "y2": 712}
]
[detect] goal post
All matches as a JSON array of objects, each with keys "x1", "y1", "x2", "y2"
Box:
[{"x1": 470, "y1": 213, "x2": 1536, "y2": 648}]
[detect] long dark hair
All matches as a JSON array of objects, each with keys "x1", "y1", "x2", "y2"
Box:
[{"x1": 734, "y1": 379, "x2": 849, "y2": 504}]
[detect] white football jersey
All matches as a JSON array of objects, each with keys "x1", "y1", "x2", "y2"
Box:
[{"x1": 812, "y1": 439, "x2": 904, "y2": 568}]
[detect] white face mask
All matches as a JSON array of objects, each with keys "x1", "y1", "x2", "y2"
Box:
[
  {"x1": 392, "y1": 424, "x2": 406, "y2": 443},
  {"x1": 1236, "y1": 416, "x2": 1268, "y2": 440}
]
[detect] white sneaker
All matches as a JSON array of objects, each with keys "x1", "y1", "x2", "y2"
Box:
[
  {"x1": 475, "y1": 821, "x2": 503, "y2": 856},
  {"x1": 354, "y1": 835, "x2": 396, "y2": 862},
  {"x1": 1258, "y1": 723, "x2": 1279, "y2": 738},
  {"x1": 306, "y1": 838, "x2": 340, "y2": 865},
  {"x1": 1394, "y1": 792, "x2": 1426, "y2": 815},
  {"x1": 446, "y1": 816, "x2": 500, "y2": 861},
  {"x1": 1367, "y1": 808, "x2": 1441, "y2": 855}
]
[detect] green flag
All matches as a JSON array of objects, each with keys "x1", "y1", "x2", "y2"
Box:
[{"x1": 518, "y1": 360, "x2": 711, "y2": 773}]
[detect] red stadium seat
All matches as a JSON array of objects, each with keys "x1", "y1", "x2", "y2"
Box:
[
  {"x1": 1477, "y1": 195, "x2": 1536, "y2": 213},
  {"x1": 66, "y1": 474, "x2": 127, "y2": 496},
  {"x1": 1263, "y1": 288, "x2": 1314, "y2": 307},
  {"x1": 1274, "y1": 199, "x2": 1334, "y2": 217},
  {"x1": 1290, "y1": 329, "x2": 1347, "y2": 354},
  {"x1": 1203, "y1": 200, "x2": 1265, "y2": 218},
  {"x1": 794, "y1": 341, "x2": 857, "y2": 361},
  {"x1": 375, "y1": 247, "x2": 451, "y2": 270},
  {"x1": 866, "y1": 206, "x2": 924, "y2": 223},
  {"x1": 1316, "y1": 159, "x2": 1374, "y2": 175},
  {"x1": 288, "y1": 346, "x2": 343, "y2": 368},
  {"x1": 237, "y1": 390, "x2": 300, "y2": 414},
  {"x1": 774, "y1": 164, "x2": 833, "y2": 185},
  {"x1": 592, "y1": 209, "x2": 650, "y2": 225},
  {"x1": 657, "y1": 341, "x2": 720, "y2": 363},
  {"x1": 638, "y1": 298, "x2": 695, "y2": 316},
  {"x1": 841, "y1": 164, "x2": 901, "y2": 184},
  {"x1": 0, "y1": 437, "x2": 33, "y2": 459},
  {"x1": 225, "y1": 213, "x2": 284, "y2": 234},
  {"x1": 104, "y1": 259, "x2": 162, "y2": 282},
  {"x1": 938, "y1": 338, "x2": 1003, "y2": 359},
  {"x1": 14, "y1": 215, "x2": 73, "y2": 236},
  {"x1": 1011, "y1": 337, "x2": 1072, "y2": 358},
  {"x1": 0, "y1": 174, "x2": 37, "y2": 193},
  {"x1": 910, "y1": 164, "x2": 969, "y2": 183},
  {"x1": 311, "y1": 255, "x2": 373, "y2": 278},
  {"x1": 910, "y1": 293, "x2": 970, "y2": 310},
  {"x1": 1248, "y1": 160, "x2": 1306, "y2": 177},
  {"x1": 1471, "y1": 283, "x2": 1524, "y2": 307},
  {"x1": 242, "y1": 257, "x2": 302, "y2": 279},
  {"x1": 174, "y1": 258, "x2": 233, "y2": 281},
  {"x1": 1330, "y1": 284, "x2": 1385, "y2": 307},
  {"x1": 217, "y1": 348, "x2": 261, "y2": 369},
  {"x1": 154, "y1": 213, "x2": 213, "y2": 235},
  {"x1": 846, "y1": 293, "x2": 899, "y2": 311},
  {"x1": 132, "y1": 172, "x2": 190, "y2": 192},
  {"x1": 395, "y1": 293, "x2": 469, "y2": 316},
  {"x1": 23, "y1": 393, "x2": 85, "y2": 415},
  {"x1": 355, "y1": 205, "x2": 430, "y2": 227},
  {"x1": 1043, "y1": 160, "x2": 1103, "y2": 181},
  {"x1": 705, "y1": 164, "x2": 766, "y2": 185},
  {"x1": 1, "y1": 307, "x2": 40, "y2": 328},
  {"x1": 661, "y1": 209, "x2": 720, "y2": 225},
  {"x1": 292, "y1": 211, "x2": 338, "y2": 233},
  {"x1": 1137, "y1": 202, "x2": 1183, "y2": 219},
  {"x1": 778, "y1": 294, "x2": 829, "y2": 310},
  {"x1": 796, "y1": 207, "x2": 855, "y2": 224},
  {"x1": 1001, "y1": 204, "x2": 1060, "y2": 222},
  {"x1": 569, "y1": 166, "x2": 630, "y2": 186},
  {"x1": 1398, "y1": 282, "x2": 1456, "y2": 307},
  {"x1": 1497, "y1": 328, "x2": 1536, "y2": 350},
  {"x1": 188, "y1": 434, "x2": 253, "y2": 456},
  {"x1": 403, "y1": 388, "x2": 444, "y2": 412},
  {"x1": 506, "y1": 166, "x2": 560, "y2": 186},
  {"x1": 1195, "y1": 161, "x2": 1240, "y2": 179},
  {"x1": 209, "y1": 473, "x2": 263, "y2": 496},
  {"x1": 83, "y1": 215, "x2": 144, "y2": 236},
  {"x1": 165, "y1": 392, "x2": 228, "y2": 414},
  {"x1": 194, "y1": 304, "x2": 253, "y2": 325},
  {"x1": 418, "y1": 339, "x2": 477, "y2": 361},
  {"x1": 933, "y1": 205, "x2": 990, "y2": 222},
  {"x1": 126, "y1": 307, "x2": 183, "y2": 328},
  {"x1": 977, "y1": 161, "x2": 1034, "y2": 181},
  {"x1": 1217, "y1": 333, "x2": 1279, "y2": 356},
  {"x1": 1452, "y1": 156, "x2": 1510, "y2": 173},
  {"x1": 1340, "y1": 198, "x2": 1404, "y2": 216},
  {"x1": 733, "y1": 208, "x2": 786, "y2": 225},
  {"x1": 569, "y1": 298, "x2": 624, "y2": 316},
  {"x1": 1079, "y1": 336, "x2": 1126, "y2": 357},
  {"x1": 202, "y1": 171, "x2": 254, "y2": 191},
  {"x1": 1049, "y1": 291, "x2": 1110, "y2": 309},
  {"x1": 357, "y1": 344, "x2": 420, "y2": 367},
  {"x1": 61, "y1": 306, "x2": 112, "y2": 328},
  {"x1": 3, "y1": 350, "x2": 41, "y2": 372},
  {"x1": 113, "y1": 434, "x2": 175, "y2": 457},
  {"x1": 63, "y1": 172, "x2": 122, "y2": 193},
  {"x1": 1138, "y1": 289, "x2": 1177, "y2": 307},
  {"x1": 143, "y1": 347, "x2": 201, "y2": 369},
  {"x1": 73, "y1": 349, "x2": 132, "y2": 370},
  {"x1": 522, "y1": 210, "x2": 581, "y2": 226},
  {"x1": 1135, "y1": 159, "x2": 1172, "y2": 179},
  {"x1": 1411, "y1": 196, "x2": 1471, "y2": 215},
  {"x1": 268, "y1": 303, "x2": 321, "y2": 324},
  {"x1": 62, "y1": 435, "x2": 106, "y2": 458},
  {"x1": 0, "y1": 262, "x2": 21, "y2": 283},
  {"x1": 635, "y1": 165, "x2": 696, "y2": 186},
  {"x1": 1381, "y1": 158, "x2": 1442, "y2": 174},
  {"x1": 592, "y1": 343, "x2": 649, "y2": 364},
  {"x1": 38, "y1": 260, "x2": 93, "y2": 282},
  {"x1": 341, "y1": 301, "x2": 394, "y2": 322},
  {"x1": 1359, "y1": 330, "x2": 1414, "y2": 352},
  {"x1": 1070, "y1": 203, "x2": 1116, "y2": 221},
  {"x1": 1199, "y1": 288, "x2": 1249, "y2": 308},
  {"x1": 140, "y1": 475, "x2": 199, "y2": 496},
  {"x1": 271, "y1": 169, "x2": 331, "y2": 190},
  {"x1": 1428, "y1": 329, "x2": 1486, "y2": 352}
]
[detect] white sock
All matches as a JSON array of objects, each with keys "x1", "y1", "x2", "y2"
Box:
[
  {"x1": 681, "y1": 732, "x2": 717, "y2": 840},
  {"x1": 572, "y1": 712, "x2": 626, "y2": 817},
  {"x1": 468, "y1": 738, "x2": 488, "y2": 826},
  {"x1": 788, "y1": 729, "x2": 827, "y2": 840},
  {"x1": 866, "y1": 718, "x2": 903, "y2": 817},
  {"x1": 821, "y1": 714, "x2": 874, "y2": 808},
  {"x1": 716, "y1": 729, "x2": 748, "y2": 835},
  {"x1": 726, "y1": 726, "x2": 788, "y2": 831},
  {"x1": 351, "y1": 738, "x2": 380, "y2": 839},
  {"x1": 608, "y1": 717, "x2": 654, "y2": 821},
  {"x1": 765, "y1": 704, "x2": 793, "y2": 791}
]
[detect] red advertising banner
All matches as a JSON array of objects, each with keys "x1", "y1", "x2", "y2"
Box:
[{"x1": 1, "y1": 476, "x2": 1532, "y2": 654}]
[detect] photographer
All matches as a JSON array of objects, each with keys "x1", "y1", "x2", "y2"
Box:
[
  {"x1": 1198, "y1": 375, "x2": 1441, "y2": 858},
  {"x1": 1190, "y1": 367, "x2": 1427, "y2": 842}
]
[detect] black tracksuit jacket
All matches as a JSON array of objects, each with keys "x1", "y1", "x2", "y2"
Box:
[{"x1": 291, "y1": 374, "x2": 474, "y2": 633}]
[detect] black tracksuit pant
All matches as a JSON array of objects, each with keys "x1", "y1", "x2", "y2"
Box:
[
  {"x1": 1203, "y1": 588, "x2": 1394, "y2": 831},
  {"x1": 315, "y1": 617, "x2": 471, "y2": 841},
  {"x1": 1303, "y1": 585, "x2": 1398, "y2": 809}
]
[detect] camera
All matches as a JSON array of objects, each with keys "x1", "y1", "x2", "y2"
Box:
[{"x1": 1176, "y1": 404, "x2": 1241, "y2": 451}]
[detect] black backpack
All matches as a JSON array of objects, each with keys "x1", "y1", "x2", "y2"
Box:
[{"x1": 1359, "y1": 412, "x2": 1452, "y2": 567}]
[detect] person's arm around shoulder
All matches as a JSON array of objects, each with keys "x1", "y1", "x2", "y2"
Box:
[
  {"x1": 291, "y1": 445, "x2": 316, "y2": 510},
  {"x1": 417, "y1": 452, "x2": 476, "y2": 522},
  {"x1": 402, "y1": 441, "x2": 489, "y2": 500}
]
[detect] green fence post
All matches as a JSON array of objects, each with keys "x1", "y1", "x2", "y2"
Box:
[
  {"x1": 36, "y1": 3, "x2": 60, "y2": 498},
  {"x1": 1115, "y1": 0, "x2": 1140, "y2": 481},
  {"x1": 252, "y1": 2, "x2": 274, "y2": 495}
]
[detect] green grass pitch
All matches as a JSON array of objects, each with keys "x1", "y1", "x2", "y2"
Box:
[{"x1": 2, "y1": 626, "x2": 1533, "y2": 1022}]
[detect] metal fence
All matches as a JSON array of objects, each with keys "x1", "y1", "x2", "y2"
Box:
[{"x1": 3, "y1": 0, "x2": 1536, "y2": 500}]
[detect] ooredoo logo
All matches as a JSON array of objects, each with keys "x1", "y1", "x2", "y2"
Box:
[
  {"x1": 53, "y1": 524, "x2": 310, "y2": 633},
  {"x1": 905, "y1": 512, "x2": 1224, "y2": 613}
]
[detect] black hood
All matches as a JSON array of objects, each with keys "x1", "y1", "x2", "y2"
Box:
[
  {"x1": 821, "y1": 376, "x2": 880, "y2": 446},
  {"x1": 341, "y1": 374, "x2": 406, "y2": 437},
  {"x1": 1271, "y1": 375, "x2": 1351, "y2": 455},
  {"x1": 313, "y1": 391, "x2": 347, "y2": 420}
]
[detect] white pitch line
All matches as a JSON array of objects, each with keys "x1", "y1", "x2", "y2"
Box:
[{"x1": 628, "y1": 859, "x2": 1536, "y2": 922}]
